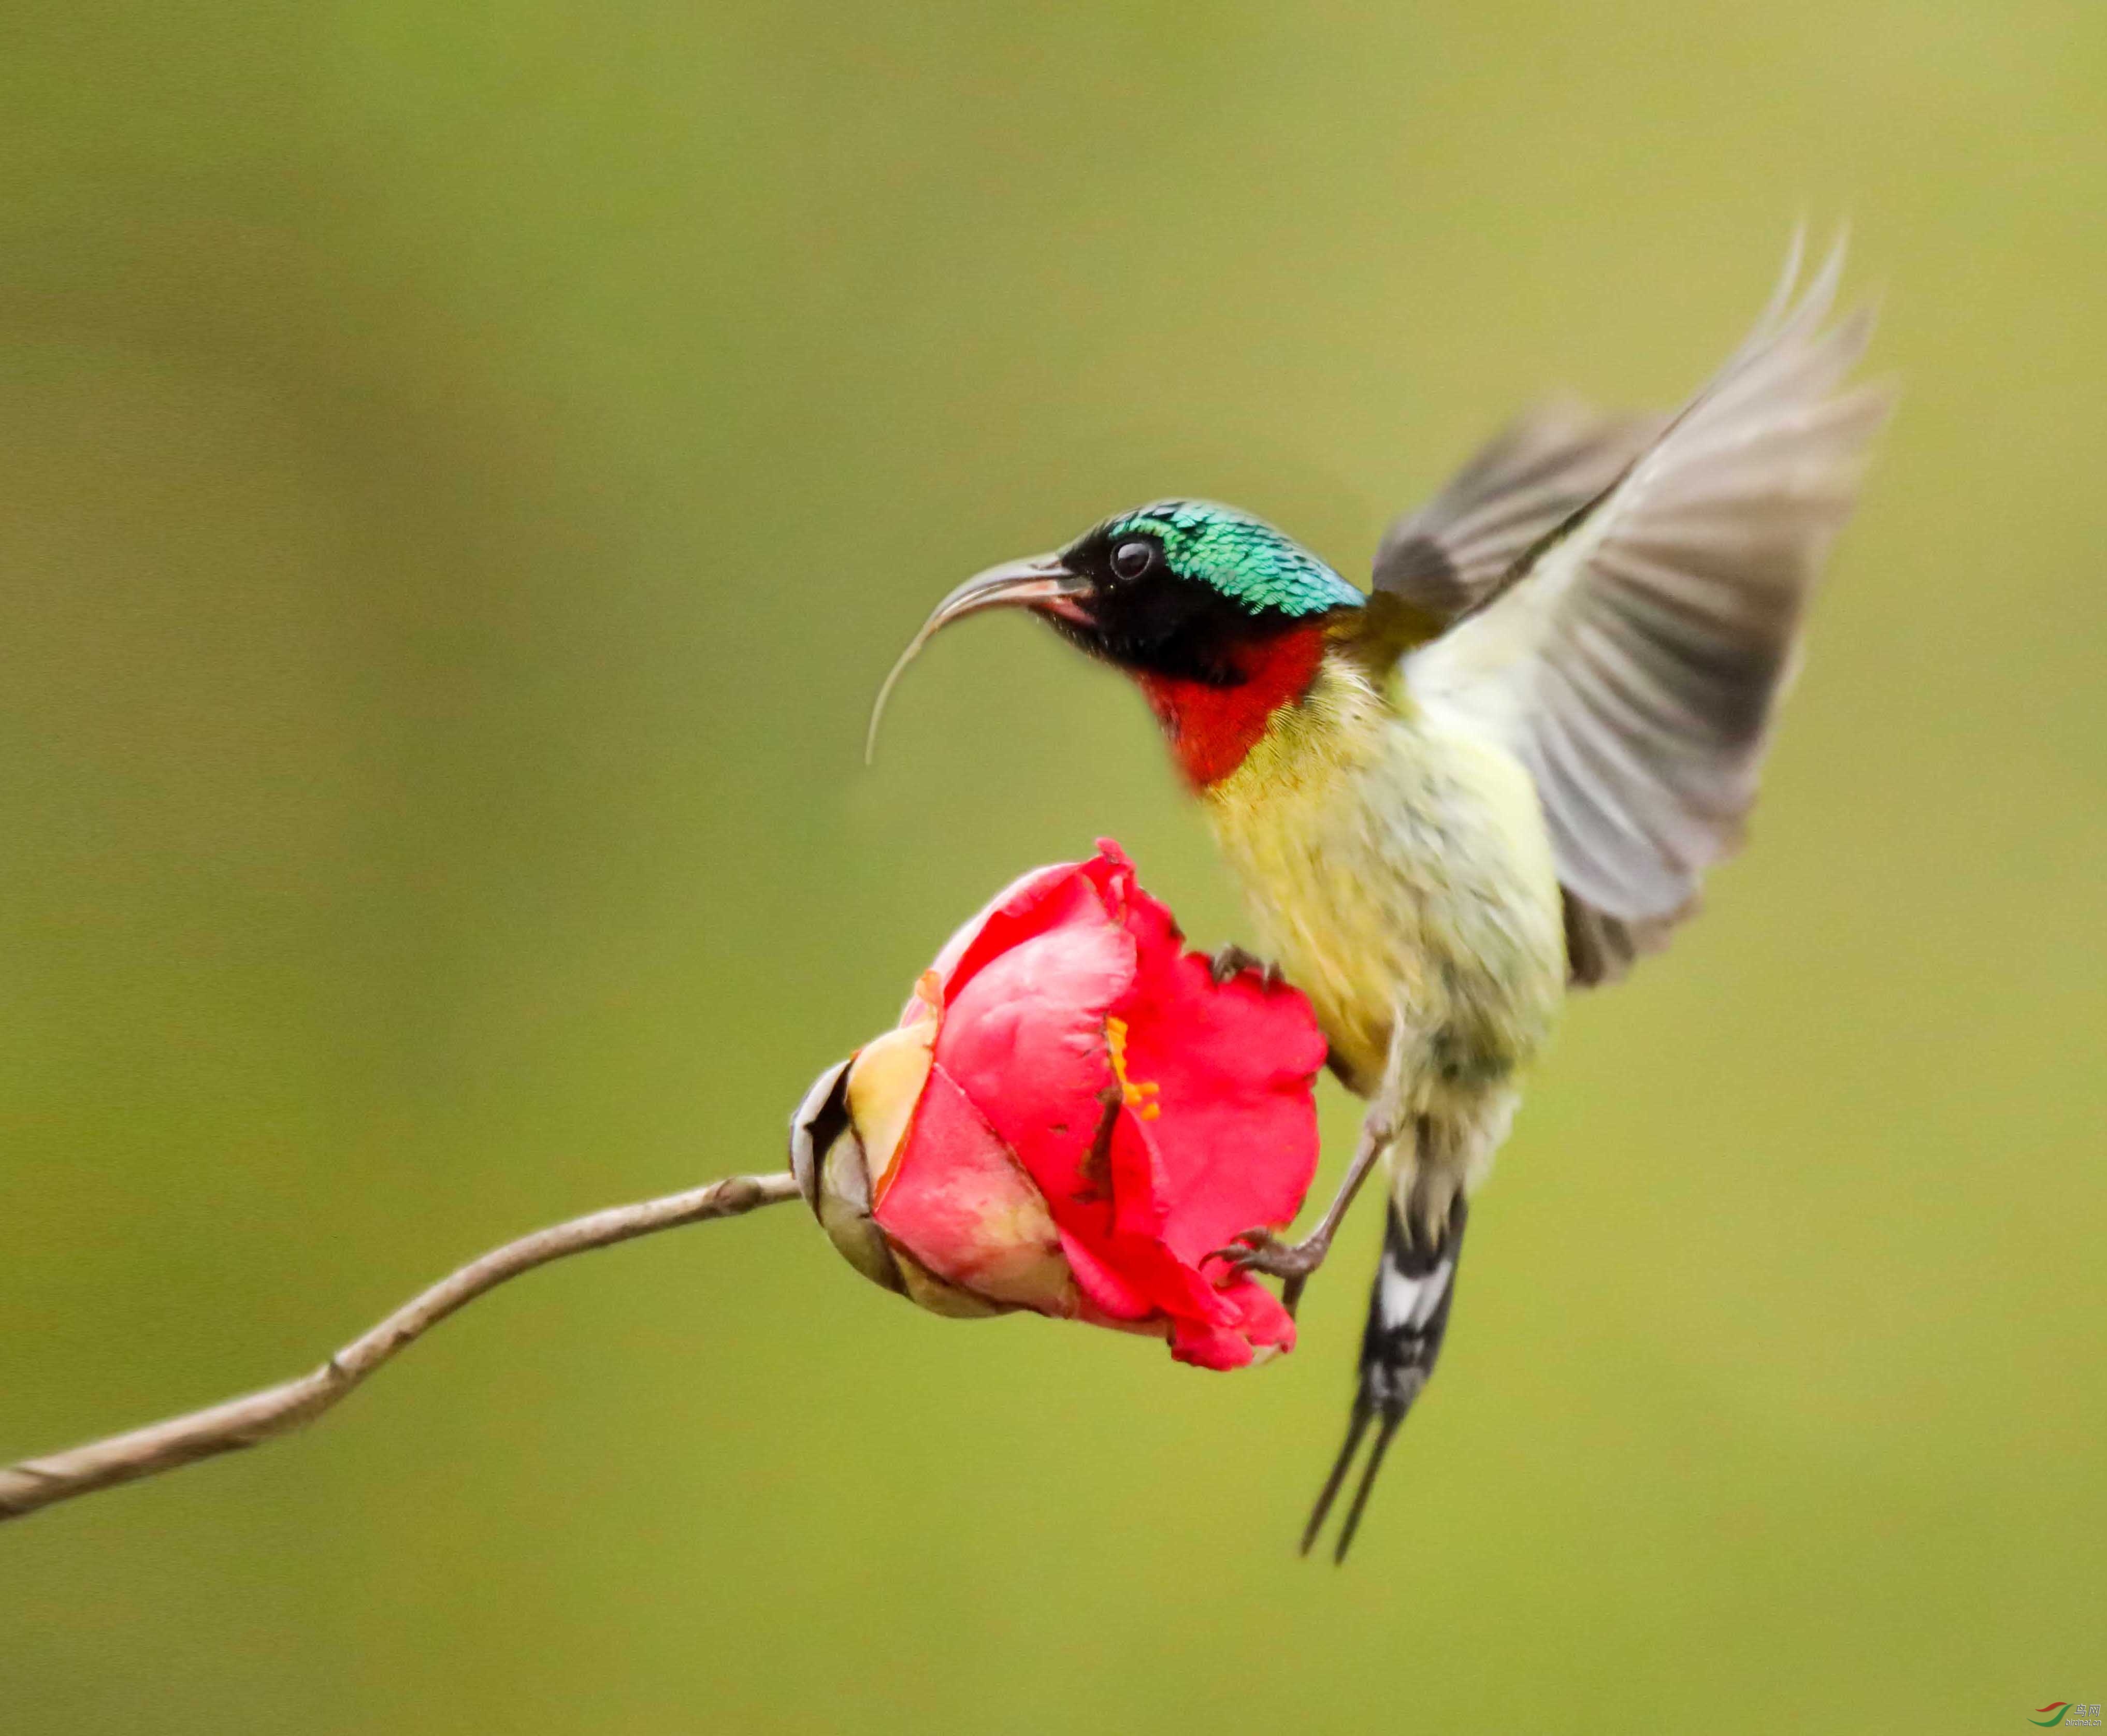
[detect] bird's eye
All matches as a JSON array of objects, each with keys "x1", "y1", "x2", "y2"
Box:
[{"x1": 1109, "y1": 539, "x2": 1157, "y2": 581}]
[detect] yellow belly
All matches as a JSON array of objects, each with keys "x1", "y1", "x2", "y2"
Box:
[{"x1": 1202, "y1": 658, "x2": 1566, "y2": 1100}]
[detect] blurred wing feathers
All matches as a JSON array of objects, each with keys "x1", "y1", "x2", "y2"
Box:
[
  {"x1": 1372, "y1": 401, "x2": 1664, "y2": 624},
  {"x1": 1405, "y1": 235, "x2": 1890, "y2": 985}
]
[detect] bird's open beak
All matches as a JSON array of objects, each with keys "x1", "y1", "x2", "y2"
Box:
[{"x1": 865, "y1": 554, "x2": 1093, "y2": 762}]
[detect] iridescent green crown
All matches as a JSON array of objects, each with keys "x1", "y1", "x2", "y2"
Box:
[{"x1": 1095, "y1": 499, "x2": 1363, "y2": 619}]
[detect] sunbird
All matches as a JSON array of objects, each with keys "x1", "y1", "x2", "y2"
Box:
[{"x1": 869, "y1": 235, "x2": 1887, "y2": 1559}]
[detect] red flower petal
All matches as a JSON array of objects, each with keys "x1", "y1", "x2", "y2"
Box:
[
  {"x1": 1167, "y1": 1274, "x2": 1299, "y2": 1370},
  {"x1": 1061, "y1": 1110, "x2": 1262, "y2": 1334},
  {"x1": 872, "y1": 1064, "x2": 1074, "y2": 1313},
  {"x1": 933, "y1": 915, "x2": 1133, "y2": 1208},
  {"x1": 1165, "y1": 1319, "x2": 1256, "y2": 1371},
  {"x1": 1060, "y1": 841, "x2": 1324, "y2": 1365},
  {"x1": 837, "y1": 839, "x2": 1328, "y2": 1371},
  {"x1": 915, "y1": 847, "x2": 1132, "y2": 1019},
  {"x1": 1106, "y1": 873, "x2": 1327, "y2": 1268},
  {"x1": 1213, "y1": 1273, "x2": 1298, "y2": 1358},
  {"x1": 1055, "y1": 1225, "x2": 1157, "y2": 1322}
]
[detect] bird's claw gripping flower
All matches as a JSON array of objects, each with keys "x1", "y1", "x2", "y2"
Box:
[{"x1": 789, "y1": 841, "x2": 1329, "y2": 1369}]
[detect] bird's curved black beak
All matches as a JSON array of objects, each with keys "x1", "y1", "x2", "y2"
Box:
[{"x1": 865, "y1": 553, "x2": 1093, "y2": 762}]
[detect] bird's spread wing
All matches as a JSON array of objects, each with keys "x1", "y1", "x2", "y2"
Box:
[
  {"x1": 1393, "y1": 235, "x2": 1891, "y2": 986},
  {"x1": 1371, "y1": 401, "x2": 1665, "y2": 625}
]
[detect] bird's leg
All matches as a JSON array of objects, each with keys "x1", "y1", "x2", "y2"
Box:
[
  {"x1": 1208, "y1": 943, "x2": 1285, "y2": 990},
  {"x1": 1211, "y1": 1101, "x2": 1396, "y2": 1314}
]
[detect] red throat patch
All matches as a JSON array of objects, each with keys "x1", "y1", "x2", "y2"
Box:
[{"x1": 1134, "y1": 626, "x2": 1329, "y2": 789}]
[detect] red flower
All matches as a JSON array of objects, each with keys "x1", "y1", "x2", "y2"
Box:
[{"x1": 791, "y1": 841, "x2": 1325, "y2": 1369}]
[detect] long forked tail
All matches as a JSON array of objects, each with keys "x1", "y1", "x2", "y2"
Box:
[{"x1": 1301, "y1": 1195, "x2": 1468, "y2": 1563}]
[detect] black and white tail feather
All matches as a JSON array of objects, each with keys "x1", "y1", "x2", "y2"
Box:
[{"x1": 1302, "y1": 1197, "x2": 1466, "y2": 1563}]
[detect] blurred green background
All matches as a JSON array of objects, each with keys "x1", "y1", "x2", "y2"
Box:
[{"x1": 4, "y1": 4, "x2": 2103, "y2": 1731}]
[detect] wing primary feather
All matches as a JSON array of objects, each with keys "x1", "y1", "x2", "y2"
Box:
[
  {"x1": 1401, "y1": 229, "x2": 1890, "y2": 978},
  {"x1": 1373, "y1": 403, "x2": 1665, "y2": 624}
]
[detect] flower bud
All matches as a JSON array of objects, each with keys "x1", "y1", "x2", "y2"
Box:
[{"x1": 789, "y1": 841, "x2": 1327, "y2": 1370}]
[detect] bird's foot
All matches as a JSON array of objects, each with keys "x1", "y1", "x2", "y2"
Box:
[
  {"x1": 1209, "y1": 945, "x2": 1285, "y2": 990},
  {"x1": 1209, "y1": 1226, "x2": 1336, "y2": 1317},
  {"x1": 1213, "y1": 1226, "x2": 1331, "y2": 1280}
]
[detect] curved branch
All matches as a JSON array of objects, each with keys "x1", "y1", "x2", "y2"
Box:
[{"x1": 0, "y1": 1170, "x2": 803, "y2": 1524}]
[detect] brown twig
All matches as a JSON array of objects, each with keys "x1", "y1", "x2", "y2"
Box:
[{"x1": 0, "y1": 1169, "x2": 802, "y2": 1524}]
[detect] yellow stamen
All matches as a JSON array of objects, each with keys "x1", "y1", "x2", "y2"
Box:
[{"x1": 1104, "y1": 1016, "x2": 1163, "y2": 1121}]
